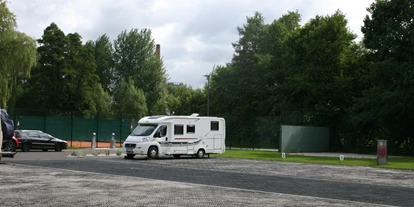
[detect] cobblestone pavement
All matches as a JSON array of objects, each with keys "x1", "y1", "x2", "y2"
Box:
[{"x1": 0, "y1": 154, "x2": 413, "y2": 207}]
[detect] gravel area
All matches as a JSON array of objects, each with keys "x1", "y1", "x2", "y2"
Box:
[
  {"x1": 0, "y1": 163, "x2": 398, "y2": 207},
  {"x1": 0, "y1": 152, "x2": 413, "y2": 207}
]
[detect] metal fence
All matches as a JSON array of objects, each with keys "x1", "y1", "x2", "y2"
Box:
[
  {"x1": 11, "y1": 108, "x2": 411, "y2": 155},
  {"x1": 9, "y1": 109, "x2": 282, "y2": 150},
  {"x1": 224, "y1": 116, "x2": 280, "y2": 150},
  {"x1": 10, "y1": 109, "x2": 138, "y2": 147}
]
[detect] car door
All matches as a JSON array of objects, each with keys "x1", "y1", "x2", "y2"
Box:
[
  {"x1": 38, "y1": 133, "x2": 55, "y2": 149},
  {"x1": 28, "y1": 131, "x2": 43, "y2": 149}
]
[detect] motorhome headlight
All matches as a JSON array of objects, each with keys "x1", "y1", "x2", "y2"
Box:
[{"x1": 141, "y1": 137, "x2": 149, "y2": 142}]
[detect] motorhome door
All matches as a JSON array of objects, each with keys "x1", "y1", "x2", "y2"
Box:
[{"x1": 155, "y1": 125, "x2": 169, "y2": 153}]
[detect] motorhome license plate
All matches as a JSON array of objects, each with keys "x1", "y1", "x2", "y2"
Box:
[{"x1": 126, "y1": 148, "x2": 134, "y2": 153}]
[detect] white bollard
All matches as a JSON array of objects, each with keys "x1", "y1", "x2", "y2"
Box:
[
  {"x1": 110, "y1": 133, "x2": 116, "y2": 149},
  {"x1": 91, "y1": 132, "x2": 96, "y2": 149},
  {"x1": 340, "y1": 155, "x2": 344, "y2": 161}
]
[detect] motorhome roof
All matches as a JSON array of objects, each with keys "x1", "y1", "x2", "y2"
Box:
[{"x1": 138, "y1": 114, "x2": 222, "y2": 124}]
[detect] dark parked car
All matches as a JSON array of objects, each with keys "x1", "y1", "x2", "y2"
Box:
[{"x1": 15, "y1": 130, "x2": 67, "y2": 152}]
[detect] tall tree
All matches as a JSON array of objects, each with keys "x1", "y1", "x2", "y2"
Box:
[
  {"x1": 165, "y1": 83, "x2": 206, "y2": 115},
  {"x1": 275, "y1": 11, "x2": 356, "y2": 113},
  {"x1": 0, "y1": 0, "x2": 37, "y2": 109},
  {"x1": 21, "y1": 23, "x2": 68, "y2": 109},
  {"x1": 20, "y1": 23, "x2": 103, "y2": 115},
  {"x1": 229, "y1": 12, "x2": 268, "y2": 116},
  {"x1": 210, "y1": 11, "x2": 302, "y2": 116},
  {"x1": 112, "y1": 78, "x2": 147, "y2": 119},
  {"x1": 65, "y1": 32, "x2": 102, "y2": 114},
  {"x1": 113, "y1": 29, "x2": 167, "y2": 114},
  {"x1": 260, "y1": 11, "x2": 302, "y2": 115},
  {"x1": 86, "y1": 34, "x2": 114, "y2": 92},
  {"x1": 359, "y1": 0, "x2": 414, "y2": 149},
  {"x1": 209, "y1": 64, "x2": 238, "y2": 116}
]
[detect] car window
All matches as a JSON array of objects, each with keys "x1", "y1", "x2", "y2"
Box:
[
  {"x1": 27, "y1": 132, "x2": 38, "y2": 137},
  {"x1": 39, "y1": 133, "x2": 50, "y2": 139}
]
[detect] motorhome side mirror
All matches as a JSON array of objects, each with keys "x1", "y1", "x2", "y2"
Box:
[{"x1": 154, "y1": 131, "x2": 161, "y2": 138}]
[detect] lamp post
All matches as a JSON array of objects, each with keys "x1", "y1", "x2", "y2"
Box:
[{"x1": 204, "y1": 74, "x2": 210, "y2": 116}]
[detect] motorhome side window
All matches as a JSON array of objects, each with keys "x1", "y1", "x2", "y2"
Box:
[
  {"x1": 174, "y1": 124, "x2": 184, "y2": 135},
  {"x1": 187, "y1": 125, "x2": 195, "y2": 133},
  {"x1": 211, "y1": 121, "x2": 219, "y2": 131},
  {"x1": 156, "y1": 125, "x2": 167, "y2": 137}
]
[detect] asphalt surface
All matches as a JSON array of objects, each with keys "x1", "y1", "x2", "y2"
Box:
[{"x1": 0, "y1": 150, "x2": 413, "y2": 207}]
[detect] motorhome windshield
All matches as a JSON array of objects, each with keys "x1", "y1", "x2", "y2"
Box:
[{"x1": 130, "y1": 124, "x2": 158, "y2": 136}]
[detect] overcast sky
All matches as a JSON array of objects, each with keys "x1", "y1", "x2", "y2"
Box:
[{"x1": 8, "y1": 0, "x2": 375, "y2": 89}]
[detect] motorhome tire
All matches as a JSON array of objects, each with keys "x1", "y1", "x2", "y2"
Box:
[
  {"x1": 196, "y1": 149, "x2": 205, "y2": 159},
  {"x1": 173, "y1": 155, "x2": 180, "y2": 158},
  {"x1": 147, "y1": 147, "x2": 158, "y2": 159}
]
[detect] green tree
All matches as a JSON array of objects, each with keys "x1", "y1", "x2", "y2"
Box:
[
  {"x1": 0, "y1": 0, "x2": 37, "y2": 109},
  {"x1": 276, "y1": 11, "x2": 356, "y2": 113},
  {"x1": 113, "y1": 29, "x2": 167, "y2": 114},
  {"x1": 65, "y1": 32, "x2": 101, "y2": 113},
  {"x1": 112, "y1": 78, "x2": 147, "y2": 119},
  {"x1": 210, "y1": 11, "x2": 302, "y2": 116},
  {"x1": 228, "y1": 12, "x2": 268, "y2": 116},
  {"x1": 20, "y1": 23, "x2": 68, "y2": 109},
  {"x1": 20, "y1": 23, "x2": 103, "y2": 116},
  {"x1": 209, "y1": 65, "x2": 238, "y2": 116},
  {"x1": 86, "y1": 34, "x2": 114, "y2": 92},
  {"x1": 359, "y1": 0, "x2": 414, "y2": 151},
  {"x1": 165, "y1": 83, "x2": 206, "y2": 115},
  {"x1": 260, "y1": 11, "x2": 302, "y2": 115},
  {"x1": 90, "y1": 82, "x2": 111, "y2": 114},
  {"x1": 276, "y1": 11, "x2": 358, "y2": 150}
]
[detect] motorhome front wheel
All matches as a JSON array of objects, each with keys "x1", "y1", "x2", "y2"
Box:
[{"x1": 147, "y1": 147, "x2": 158, "y2": 159}]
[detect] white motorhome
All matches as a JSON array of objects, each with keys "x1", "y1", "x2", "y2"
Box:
[{"x1": 122, "y1": 113, "x2": 225, "y2": 159}]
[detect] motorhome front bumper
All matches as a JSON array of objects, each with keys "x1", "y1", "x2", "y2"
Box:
[{"x1": 124, "y1": 142, "x2": 150, "y2": 155}]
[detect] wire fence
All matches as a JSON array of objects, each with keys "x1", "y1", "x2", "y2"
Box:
[
  {"x1": 10, "y1": 109, "x2": 138, "y2": 147},
  {"x1": 8, "y1": 108, "x2": 413, "y2": 155}
]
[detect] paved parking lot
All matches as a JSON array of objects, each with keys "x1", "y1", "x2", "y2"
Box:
[{"x1": 0, "y1": 151, "x2": 413, "y2": 206}]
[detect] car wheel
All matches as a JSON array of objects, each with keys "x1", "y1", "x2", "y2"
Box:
[
  {"x1": 42, "y1": 149, "x2": 48, "y2": 152},
  {"x1": 125, "y1": 154, "x2": 135, "y2": 159},
  {"x1": 147, "y1": 147, "x2": 158, "y2": 159},
  {"x1": 21, "y1": 143, "x2": 30, "y2": 152},
  {"x1": 55, "y1": 143, "x2": 62, "y2": 152},
  {"x1": 3, "y1": 140, "x2": 16, "y2": 152},
  {"x1": 196, "y1": 149, "x2": 205, "y2": 159},
  {"x1": 173, "y1": 155, "x2": 181, "y2": 158}
]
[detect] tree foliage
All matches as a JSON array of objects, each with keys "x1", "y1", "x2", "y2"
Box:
[
  {"x1": 275, "y1": 11, "x2": 357, "y2": 114},
  {"x1": 208, "y1": 9, "x2": 403, "y2": 152},
  {"x1": 358, "y1": 0, "x2": 414, "y2": 150},
  {"x1": 87, "y1": 34, "x2": 114, "y2": 92},
  {"x1": 113, "y1": 29, "x2": 167, "y2": 114},
  {"x1": 165, "y1": 83, "x2": 206, "y2": 115},
  {"x1": 19, "y1": 23, "x2": 106, "y2": 116},
  {"x1": 112, "y1": 78, "x2": 147, "y2": 119},
  {"x1": 0, "y1": 0, "x2": 37, "y2": 109}
]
